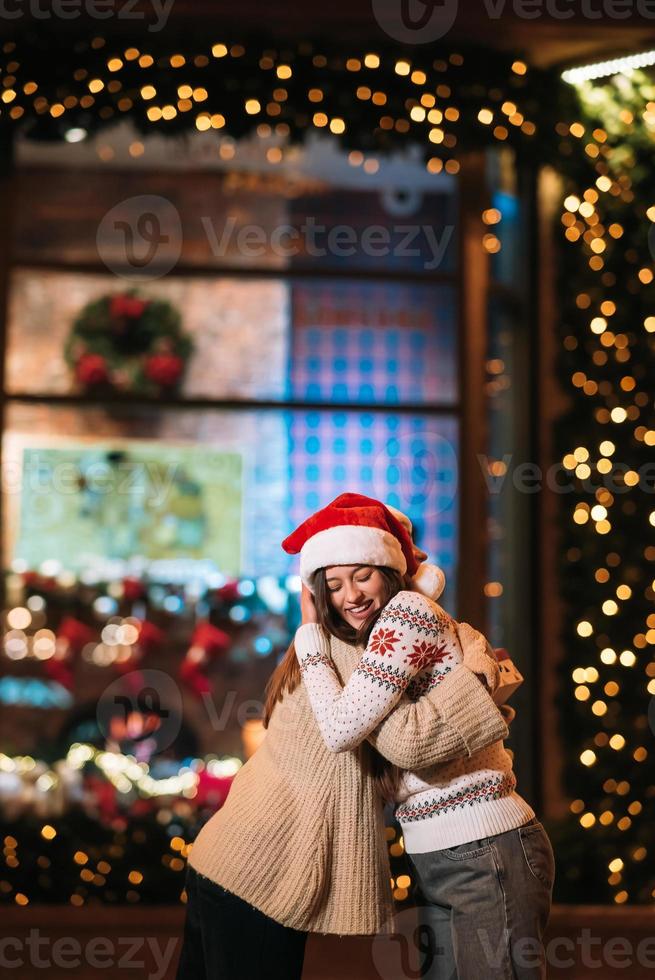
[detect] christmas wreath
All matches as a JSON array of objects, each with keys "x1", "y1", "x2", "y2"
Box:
[{"x1": 65, "y1": 290, "x2": 194, "y2": 396}]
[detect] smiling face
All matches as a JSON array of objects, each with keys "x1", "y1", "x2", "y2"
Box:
[{"x1": 324, "y1": 564, "x2": 388, "y2": 631}]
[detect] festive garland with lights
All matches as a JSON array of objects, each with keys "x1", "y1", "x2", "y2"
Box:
[
  {"x1": 0, "y1": 30, "x2": 577, "y2": 172},
  {"x1": 3, "y1": 566, "x2": 295, "y2": 678},
  {"x1": 65, "y1": 290, "x2": 193, "y2": 395},
  {"x1": 0, "y1": 743, "x2": 236, "y2": 905},
  {"x1": 551, "y1": 70, "x2": 655, "y2": 905},
  {"x1": 0, "y1": 745, "x2": 416, "y2": 907}
]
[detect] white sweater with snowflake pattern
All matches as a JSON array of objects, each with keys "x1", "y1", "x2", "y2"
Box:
[{"x1": 295, "y1": 590, "x2": 535, "y2": 853}]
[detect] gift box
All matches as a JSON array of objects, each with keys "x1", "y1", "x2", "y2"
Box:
[{"x1": 492, "y1": 647, "x2": 524, "y2": 705}]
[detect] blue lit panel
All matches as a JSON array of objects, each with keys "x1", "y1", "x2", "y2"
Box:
[
  {"x1": 286, "y1": 410, "x2": 459, "y2": 603},
  {"x1": 490, "y1": 189, "x2": 522, "y2": 287},
  {"x1": 291, "y1": 281, "x2": 458, "y2": 406}
]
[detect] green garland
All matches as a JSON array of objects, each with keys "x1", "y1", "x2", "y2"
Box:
[{"x1": 0, "y1": 28, "x2": 576, "y2": 170}]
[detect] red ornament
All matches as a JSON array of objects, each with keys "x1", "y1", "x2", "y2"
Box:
[
  {"x1": 179, "y1": 622, "x2": 231, "y2": 698},
  {"x1": 110, "y1": 294, "x2": 148, "y2": 319},
  {"x1": 215, "y1": 579, "x2": 241, "y2": 603},
  {"x1": 191, "y1": 621, "x2": 230, "y2": 654},
  {"x1": 84, "y1": 774, "x2": 119, "y2": 823},
  {"x1": 44, "y1": 659, "x2": 75, "y2": 691},
  {"x1": 195, "y1": 769, "x2": 234, "y2": 809},
  {"x1": 143, "y1": 354, "x2": 184, "y2": 387},
  {"x1": 44, "y1": 617, "x2": 95, "y2": 690},
  {"x1": 57, "y1": 617, "x2": 94, "y2": 655},
  {"x1": 75, "y1": 353, "x2": 109, "y2": 386},
  {"x1": 122, "y1": 576, "x2": 146, "y2": 603},
  {"x1": 136, "y1": 619, "x2": 165, "y2": 652},
  {"x1": 179, "y1": 657, "x2": 212, "y2": 697}
]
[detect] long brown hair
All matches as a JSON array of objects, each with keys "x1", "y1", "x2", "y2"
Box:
[{"x1": 263, "y1": 565, "x2": 409, "y2": 804}]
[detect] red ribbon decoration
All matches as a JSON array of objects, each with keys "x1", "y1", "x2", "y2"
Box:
[
  {"x1": 44, "y1": 616, "x2": 95, "y2": 691},
  {"x1": 179, "y1": 621, "x2": 231, "y2": 698}
]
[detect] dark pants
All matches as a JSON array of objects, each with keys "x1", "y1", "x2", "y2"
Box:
[
  {"x1": 176, "y1": 866, "x2": 308, "y2": 980},
  {"x1": 407, "y1": 818, "x2": 555, "y2": 980}
]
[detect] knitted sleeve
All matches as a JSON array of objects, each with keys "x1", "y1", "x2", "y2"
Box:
[
  {"x1": 368, "y1": 663, "x2": 509, "y2": 768},
  {"x1": 295, "y1": 590, "x2": 457, "y2": 753}
]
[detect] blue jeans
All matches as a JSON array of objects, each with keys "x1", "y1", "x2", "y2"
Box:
[
  {"x1": 407, "y1": 818, "x2": 555, "y2": 979},
  {"x1": 176, "y1": 866, "x2": 308, "y2": 980}
]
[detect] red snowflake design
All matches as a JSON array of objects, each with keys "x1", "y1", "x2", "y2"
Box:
[
  {"x1": 405, "y1": 640, "x2": 451, "y2": 672},
  {"x1": 369, "y1": 627, "x2": 401, "y2": 656}
]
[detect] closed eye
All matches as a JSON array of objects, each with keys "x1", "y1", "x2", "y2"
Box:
[{"x1": 328, "y1": 568, "x2": 371, "y2": 592}]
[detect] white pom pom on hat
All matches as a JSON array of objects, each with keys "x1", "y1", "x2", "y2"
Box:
[
  {"x1": 385, "y1": 504, "x2": 446, "y2": 601},
  {"x1": 411, "y1": 561, "x2": 446, "y2": 601}
]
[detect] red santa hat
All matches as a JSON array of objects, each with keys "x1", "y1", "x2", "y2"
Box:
[
  {"x1": 385, "y1": 504, "x2": 446, "y2": 601},
  {"x1": 282, "y1": 492, "x2": 419, "y2": 590}
]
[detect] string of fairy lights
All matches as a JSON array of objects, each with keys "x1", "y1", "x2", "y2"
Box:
[
  {"x1": 556, "y1": 71, "x2": 655, "y2": 903},
  {"x1": 0, "y1": 31, "x2": 572, "y2": 176},
  {"x1": 0, "y1": 743, "x2": 243, "y2": 906},
  {"x1": 1, "y1": 742, "x2": 242, "y2": 804}
]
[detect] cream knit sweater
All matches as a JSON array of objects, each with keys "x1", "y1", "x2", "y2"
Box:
[
  {"x1": 296, "y1": 590, "x2": 535, "y2": 855},
  {"x1": 188, "y1": 632, "x2": 508, "y2": 936}
]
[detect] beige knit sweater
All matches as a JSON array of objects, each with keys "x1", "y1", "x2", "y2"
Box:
[{"x1": 188, "y1": 633, "x2": 508, "y2": 936}]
